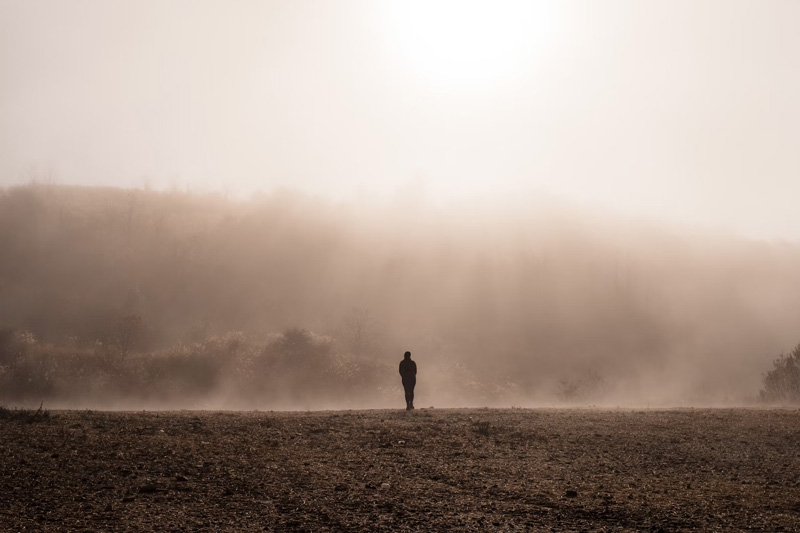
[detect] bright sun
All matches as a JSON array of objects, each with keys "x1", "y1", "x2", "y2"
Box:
[{"x1": 381, "y1": 0, "x2": 556, "y2": 91}]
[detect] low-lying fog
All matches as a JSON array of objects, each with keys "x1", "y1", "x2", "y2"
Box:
[{"x1": 1, "y1": 184, "x2": 799, "y2": 409}]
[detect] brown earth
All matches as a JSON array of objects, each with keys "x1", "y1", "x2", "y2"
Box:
[{"x1": 1, "y1": 408, "x2": 799, "y2": 531}]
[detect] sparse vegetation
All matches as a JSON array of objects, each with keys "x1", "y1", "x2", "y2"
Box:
[
  {"x1": 0, "y1": 325, "x2": 399, "y2": 407},
  {"x1": 0, "y1": 402, "x2": 50, "y2": 423}
]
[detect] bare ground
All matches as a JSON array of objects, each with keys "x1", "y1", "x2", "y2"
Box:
[{"x1": 1, "y1": 408, "x2": 799, "y2": 531}]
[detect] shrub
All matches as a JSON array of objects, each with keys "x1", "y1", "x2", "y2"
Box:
[
  {"x1": 257, "y1": 327, "x2": 337, "y2": 400},
  {"x1": 760, "y1": 343, "x2": 800, "y2": 403}
]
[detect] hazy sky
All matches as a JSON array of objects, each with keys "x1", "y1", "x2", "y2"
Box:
[{"x1": 2, "y1": 0, "x2": 799, "y2": 239}]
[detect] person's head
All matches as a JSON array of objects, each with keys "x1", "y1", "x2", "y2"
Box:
[{"x1": 404, "y1": 351, "x2": 411, "y2": 359}]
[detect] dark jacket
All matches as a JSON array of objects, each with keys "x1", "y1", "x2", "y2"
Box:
[{"x1": 399, "y1": 359, "x2": 417, "y2": 382}]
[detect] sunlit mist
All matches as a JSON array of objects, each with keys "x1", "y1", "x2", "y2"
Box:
[
  {"x1": 2, "y1": 1, "x2": 800, "y2": 409},
  {"x1": 380, "y1": 0, "x2": 558, "y2": 90},
  {"x1": 1, "y1": 185, "x2": 800, "y2": 409}
]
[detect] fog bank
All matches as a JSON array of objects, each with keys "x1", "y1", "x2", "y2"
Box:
[{"x1": 1, "y1": 184, "x2": 798, "y2": 409}]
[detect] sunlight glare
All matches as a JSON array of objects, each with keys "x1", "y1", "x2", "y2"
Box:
[{"x1": 381, "y1": 0, "x2": 556, "y2": 91}]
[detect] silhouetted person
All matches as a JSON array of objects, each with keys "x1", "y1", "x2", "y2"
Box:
[{"x1": 399, "y1": 351, "x2": 417, "y2": 410}]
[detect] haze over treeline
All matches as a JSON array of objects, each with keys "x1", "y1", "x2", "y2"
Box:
[{"x1": 1, "y1": 184, "x2": 799, "y2": 408}]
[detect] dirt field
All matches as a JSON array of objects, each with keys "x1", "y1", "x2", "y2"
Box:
[{"x1": 1, "y1": 408, "x2": 799, "y2": 531}]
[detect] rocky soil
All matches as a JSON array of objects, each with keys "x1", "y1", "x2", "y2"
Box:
[{"x1": 1, "y1": 408, "x2": 799, "y2": 531}]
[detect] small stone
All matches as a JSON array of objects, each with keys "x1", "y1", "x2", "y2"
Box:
[{"x1": 565, "y1": 490, "x2": 578, "y2": 498}]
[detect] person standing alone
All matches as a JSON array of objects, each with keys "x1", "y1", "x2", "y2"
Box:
[{"x1": 399, "y1": 351, "x2": 417, "y2": 410}]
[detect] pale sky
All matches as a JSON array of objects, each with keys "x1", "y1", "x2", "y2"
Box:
[{"x1": 2, "y1": 0, "x2": 799, "y2": 239}]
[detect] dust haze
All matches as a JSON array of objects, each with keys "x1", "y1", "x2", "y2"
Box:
[{"x1": 1, "y1": 184, "x2": 798, "y2": 409}]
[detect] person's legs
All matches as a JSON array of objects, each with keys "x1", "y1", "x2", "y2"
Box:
[{"x1": 403, "y1": 379, "x2": 415, "y2": 410}]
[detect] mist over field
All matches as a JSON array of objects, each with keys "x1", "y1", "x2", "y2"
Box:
[
  {"x1": 2, "y1": 1, "x2": 800, "y2": 409},
  {"x1": 5, "y1": 3, "x2": 800, "y2": 532},
  {"x1": 1, "y1": 184, "x2": 798, "y2": 409}
]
